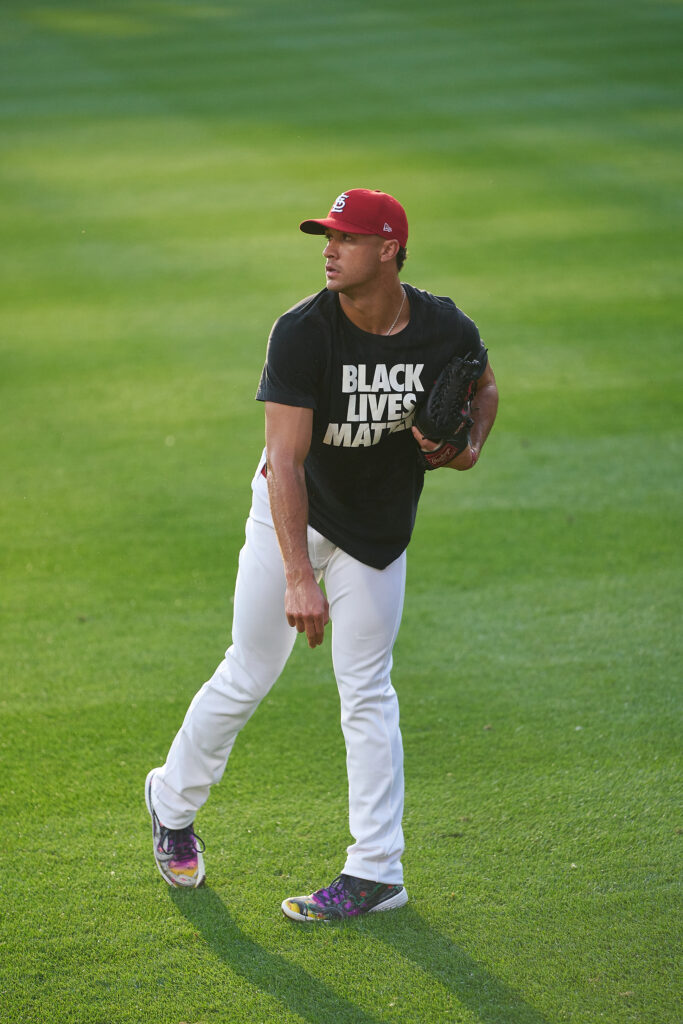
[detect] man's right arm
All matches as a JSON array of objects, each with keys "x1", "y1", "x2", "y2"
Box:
[{"x1": 264, "y1": 401, "x2": 330, "y2": 648}]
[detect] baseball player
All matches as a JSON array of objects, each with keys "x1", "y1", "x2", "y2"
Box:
[{"x1": 145, "y1": 188, "x2": 499, "y2": 921}]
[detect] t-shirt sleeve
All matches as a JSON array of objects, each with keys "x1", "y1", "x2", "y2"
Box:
[
  {"x1": 429, "y1": 291, "x2": 488, "y2": 373},
  {"x1": 255, "y1": 312, "x2": 324, "y2": 409},
  {"x1": 456, "y1": 308, "x2": 488, "y2": 370}
]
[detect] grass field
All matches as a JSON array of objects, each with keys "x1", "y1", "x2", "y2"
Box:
[{"x1": 1, "y1": 1, "x2": 681, "y2": 1022}]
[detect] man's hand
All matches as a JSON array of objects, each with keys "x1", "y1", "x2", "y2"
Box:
[{"x1": 285, "y1": 574, "x2": 330, "y2": 648}]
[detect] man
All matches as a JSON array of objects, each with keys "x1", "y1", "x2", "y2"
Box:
[{"x1": 145, "y1": 188, "x2": 498, "y2": 921}]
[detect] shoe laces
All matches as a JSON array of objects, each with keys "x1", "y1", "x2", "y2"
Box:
[
  {"x1": 322, "y1": 875, "x2": 346, "y2": 896},
  {"x1": 313, "y1": 873, "x2": 366, "y2": 906},
  {"x1": 160, "y1": 823, "x2": 205, "y2": 861}
]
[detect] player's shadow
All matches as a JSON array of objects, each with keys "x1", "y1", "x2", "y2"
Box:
[
  {"x1": 373, "y1": 905, "x2": 552, "y2": 1024},
  {"x1": 171, "y1": 887, "x2": 551, "y2": 1024},
  {"x1": 170, "y1": 886, "x2": 385, "y2": 1024}
]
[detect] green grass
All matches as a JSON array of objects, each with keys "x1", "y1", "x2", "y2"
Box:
[{"x1": 1, "y1": 1, "x2": 681, "y2": 1022}]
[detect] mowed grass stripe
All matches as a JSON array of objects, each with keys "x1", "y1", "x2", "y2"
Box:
[{"x1": 2, "y1": 1, "x2": 679, "y2": 125}]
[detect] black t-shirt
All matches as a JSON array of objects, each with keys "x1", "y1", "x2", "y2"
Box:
[{"x1": 255, "y1": 284, "x2": 486, "y2": 569}]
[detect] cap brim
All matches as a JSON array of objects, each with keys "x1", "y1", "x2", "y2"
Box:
[{"x1": 299, "y1": 217, "x2": 377, "y2": 237}]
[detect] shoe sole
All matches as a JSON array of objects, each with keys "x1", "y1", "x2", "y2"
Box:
[
  {"x1": 281, "y1": 885, "x2": 408, "y2": 922},
  {"x1": 145, "y1": 768, "x2": 206, "y2": 889}
]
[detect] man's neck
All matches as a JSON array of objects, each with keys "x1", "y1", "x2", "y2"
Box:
[{"x1": 338, "y1": 281, "x2": 407, "y2": 336}]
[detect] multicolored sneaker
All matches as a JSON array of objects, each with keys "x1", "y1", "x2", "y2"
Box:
[
  {"x1": 145, "y1": 769, "x2": 206, "y2": 889},
  {"x1": 281, "y1": 873, "x2": 408, "y2": 921}
]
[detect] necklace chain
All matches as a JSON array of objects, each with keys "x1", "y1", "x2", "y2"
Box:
[{"x1": 385, "y1": 286, "x2": 406, "y2": 335}]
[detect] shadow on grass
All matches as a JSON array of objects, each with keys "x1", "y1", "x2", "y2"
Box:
[
  {"x1": 171, "y1": 888, "x2": 551, "y2": 1024},
  {"x1": 170, "y1": 886, "x2": 384, "y2": 1024},
  {"x1": 373, "y1": 906, "x2": 552, "y2": 1024}
]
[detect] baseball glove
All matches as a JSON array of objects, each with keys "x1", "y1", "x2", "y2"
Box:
[{"x1": 414, "y1": 349, "x2": 487, "y2": 470}]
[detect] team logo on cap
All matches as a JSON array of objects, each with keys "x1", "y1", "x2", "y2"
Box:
[{"x1": 332, "y1": 192, "x2": 349, "y2": 212}]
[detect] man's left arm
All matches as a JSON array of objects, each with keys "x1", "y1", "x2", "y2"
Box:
[{"x1": 412, "y1": 361, "x2": 499, "y2": 471}]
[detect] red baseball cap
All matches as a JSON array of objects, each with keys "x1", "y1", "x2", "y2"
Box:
[{"x1": 300, "y1": 189, "x2": 408, "y2": 247}]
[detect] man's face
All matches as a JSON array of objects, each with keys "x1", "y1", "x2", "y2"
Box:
[{"x1": 322, "y1": 230, "x2": 386, "y2": 293}]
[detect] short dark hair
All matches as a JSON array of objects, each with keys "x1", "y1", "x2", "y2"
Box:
[{"x1": 397, "y1": 246, "x2": 408, "y2": 272}]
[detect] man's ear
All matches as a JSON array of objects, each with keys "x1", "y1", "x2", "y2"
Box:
[{"x1": 379, "y1": 239, "x2": 400, "y2": 263}]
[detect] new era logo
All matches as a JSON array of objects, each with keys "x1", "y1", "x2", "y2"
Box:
[{"x1": 383, "y1": 222, "x2": 392, "y2": 233}]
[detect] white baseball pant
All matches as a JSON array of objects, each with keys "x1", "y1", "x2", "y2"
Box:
[{"x1": 150, "y1": 452, "x2": 407, "y2": 883}]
